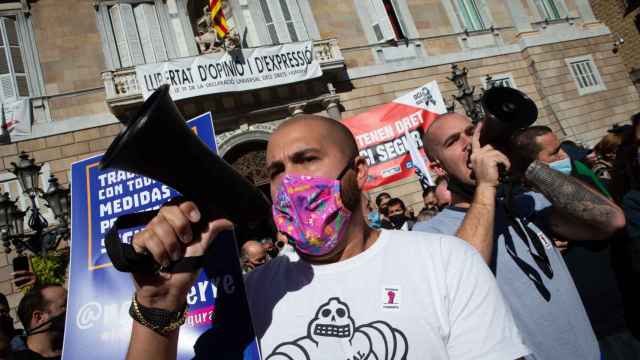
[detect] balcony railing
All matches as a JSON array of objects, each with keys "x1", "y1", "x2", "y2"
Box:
[{"x1": 102, "y1": 39, "x2": 344, "y2": 110}]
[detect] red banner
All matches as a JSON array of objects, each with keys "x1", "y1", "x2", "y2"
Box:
[{"x1": 343, "y1": 81, "x2": 447, "y2": 190}]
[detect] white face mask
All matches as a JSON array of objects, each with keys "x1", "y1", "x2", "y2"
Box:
[{"x1": 549, "y1": 157, "x2": 572, "y2": 175}]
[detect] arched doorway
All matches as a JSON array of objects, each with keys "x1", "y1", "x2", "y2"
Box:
[
  {"x1": 222, "y1": 139, "x2": 271, "y2": 201},
  {"x1": 217, "y1": 123, "x2": 280, "y2": 200},
  {"x1": 221, "y1": 136, "x2": 273, "y2": 241}
]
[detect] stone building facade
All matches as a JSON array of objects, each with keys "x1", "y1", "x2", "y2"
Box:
[
  {"x1": 0, "y1": 0, "x2": 638, "y2": 317},
  {"x1": 589, "y1": 0, "x2": 640, "y2": 93}
]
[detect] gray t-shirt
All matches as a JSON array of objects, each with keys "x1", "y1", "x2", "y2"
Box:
[{"x1": 413, "y1": 192, "x2": 600, "y2": 360}]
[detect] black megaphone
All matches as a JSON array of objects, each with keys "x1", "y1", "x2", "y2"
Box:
[
  {"x1": 100, "y1": 84, "x2": 273, "y2": 273},
  {"x1": 479, "y1": 86, "x2": 538, "y2": 149},
  {"x1": 478, "y1": 86, "x2": 538, "y2": 183}
]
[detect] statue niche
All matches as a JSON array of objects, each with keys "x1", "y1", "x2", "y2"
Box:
[{"x1": 187, "y1": 0, "x2": 241, "y2": 54}]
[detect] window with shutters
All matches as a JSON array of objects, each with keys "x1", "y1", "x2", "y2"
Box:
[
  {"x1": 565, "y1": 55, "x2": 606, "y2": 96},
  {"x1": 365, "y1": 0, "x2": 407, "y2": 42},
  {"x1": 98, "y1": 1, "x2": 170, "y2": 68},
  {"x1": 457, "y1": 0, "x2": 486, "y2": 31},
  {"x1": 256, "y1": 0, "x2": 308, "y2": 44},
  {"x1": 534, "y1": 0, "x2": 562, "y2": 21},
  {"x1": 0, "y1": 16, "x2": 28, "y2": 102}
]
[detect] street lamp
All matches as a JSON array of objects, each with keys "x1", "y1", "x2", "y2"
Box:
[
  {"x1": 1, "y1": 151, "x2": 70, "y2": 256},
  {"x1": 42, "y1": 175, "x2": 70, "y2": 227},
  {"x1": 446, "y1": 64, "x2": 485, "y2": 123}
]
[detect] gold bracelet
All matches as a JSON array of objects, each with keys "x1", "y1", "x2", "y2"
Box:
[{"x1": 129, "y1": 294, "x2": 188, "y2": 336}]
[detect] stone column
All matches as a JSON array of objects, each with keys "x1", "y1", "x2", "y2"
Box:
[
  {"x1": 102, "y1": 71, "x2": 115, "y2": 99},
  {"x1": 288, "y1": 103, "x2": 306, "y2": 116},
  {"x1": 323, "y1": 97, "x2": 342, "y2": 121}
]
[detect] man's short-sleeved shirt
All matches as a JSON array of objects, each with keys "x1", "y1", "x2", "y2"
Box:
[
  {"x1": 245, "y1": 230, "x2": 529, "y2": 360},
  {"x1": 413, "y1": 192, "x2": 600, "y2": 360}
]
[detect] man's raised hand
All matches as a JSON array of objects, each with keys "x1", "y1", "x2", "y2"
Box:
[
  {"x1": 470, "y1": 122, "x2": 511, "y2": 188},
  {"x1": 131, "y1": 201, "x2": 233, "y2": 311}
]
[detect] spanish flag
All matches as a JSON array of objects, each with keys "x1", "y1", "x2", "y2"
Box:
[{"x1": 210, "y1": 0, "x2": 229, "y2": 39}]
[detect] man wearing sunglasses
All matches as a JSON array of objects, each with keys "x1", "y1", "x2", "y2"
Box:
[{"x1": 414, "y1": 112, "x2": 626, "y2": 360}]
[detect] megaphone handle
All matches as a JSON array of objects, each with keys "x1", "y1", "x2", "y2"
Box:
[
  {"x1": 105, "y1": 210, "x2": 204, "y2": 273},
  {"x1": 498, "y1": 163, "x2": 509, "y2": 183}
]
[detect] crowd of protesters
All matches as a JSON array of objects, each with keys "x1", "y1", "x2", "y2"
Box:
[
  {"x1": 1, "y1": 111, "x2": 640, "y2": 359},
  {"x1": 235, "y1": 112, "x2": 640, "y2": 359}
]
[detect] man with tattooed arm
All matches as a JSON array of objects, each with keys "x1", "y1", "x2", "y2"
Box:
[{"x1": 414, "y1": 113, "x2": 626, "y2": 360}]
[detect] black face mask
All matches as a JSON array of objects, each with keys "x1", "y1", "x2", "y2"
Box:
[
  {"x1": 27, "y1": 311, "x2": 65, "y2": 337},
  {"x1": 389, "y1": 214, "x2": 407, "y2": 229},
  {"x1": 379, "y1": 206, "x2": 389, "y2": 217},
  {"x1": 0, "y1": 314, "x2": 15, "y2": 337},
  {"x1": 266, "y1": 247, "x2": 279, "y2": 258},
  {"x1": 424, "y1": 204, "x2": 438, "y2": 212}
]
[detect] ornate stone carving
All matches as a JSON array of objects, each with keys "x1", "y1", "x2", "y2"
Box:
[
  {"x1": 230, "y1": 148, "x2": 269, "y2": 186},
  {"x1": 217, "y1": 120, "x2": 283, "y2": 158},
  {"x1": 288, "y1": 103, "x2": 306, "y2": 116}
]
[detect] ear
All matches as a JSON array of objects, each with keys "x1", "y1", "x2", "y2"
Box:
[
  {"x1": 429, "y1": 160, "x2": 446, "y2": 176},
  {"x1": 353, "y1": 155, "x2": 369, "y2": 190},
  {"x1": 31, "y1": 310, "x2": 45, "y2": 328}
]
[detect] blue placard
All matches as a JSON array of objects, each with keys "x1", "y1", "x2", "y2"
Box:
[{"x1": 63, "y1": 113, "x2": 259, "y2": 359}]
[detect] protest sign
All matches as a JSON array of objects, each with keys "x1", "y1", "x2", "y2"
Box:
[
  {"x1": 342, "y1": 81, "x2": 447, "y2": 190},
  {"x1": 63, "y1": 113, "x2": 259, "y2": 359},
  {"x1": 137, "y1": 41, "x2": 322, "y2": 101}
]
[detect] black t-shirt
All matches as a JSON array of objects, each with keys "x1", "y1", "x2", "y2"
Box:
[
  {"x1": 9, "y1": 349, "x2": 61, "y2": 360},
  {"x1": 561, "y1": 164, "x2": 629, "y2": 339},
  {"x1": 562, "y1": 240, "x2": 627, "y2": 339}
]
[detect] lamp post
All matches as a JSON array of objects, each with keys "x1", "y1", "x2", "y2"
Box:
[
  {"x1": 446, "y1": 64, "x2": 485, "y2": 123},
  {"x1": 1, "y1": 151, "x2": 70, "y2": 256}
]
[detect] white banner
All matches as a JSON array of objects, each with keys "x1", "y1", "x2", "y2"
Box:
[
  {"x1": 136, "y1": 41, "x2": 323, "y2": 101},
  {"x1": 3, "y1": 98, "x2": 31, "y2": 137}
]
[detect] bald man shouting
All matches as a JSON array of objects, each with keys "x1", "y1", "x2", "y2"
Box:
[
  {"x1": 124, "y1": 115, "x2": 529, "y2": 360},
  {"x1": 413, "y1": 112, "x2": 625, "y2": 360}
]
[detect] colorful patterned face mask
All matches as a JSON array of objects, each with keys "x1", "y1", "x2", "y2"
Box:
[{"x1": 272, "y1": 163, "x2": 353, "y2": 256}]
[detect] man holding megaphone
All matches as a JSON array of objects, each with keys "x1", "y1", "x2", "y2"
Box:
[
  {"x1": 414, "y1": 111, "x2": 626, "y2": 360},
  {"x1": 123, "y1": 114, "x2": 530, "y2": 360}
]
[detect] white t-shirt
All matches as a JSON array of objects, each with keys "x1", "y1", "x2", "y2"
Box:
[{"x1": 244, "y1": 230, "x2": 529, "y2": 360}]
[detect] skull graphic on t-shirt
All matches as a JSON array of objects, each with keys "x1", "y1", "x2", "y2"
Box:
[{"x1": 266, "y1": 297, "x2": 408, "y2": 360}]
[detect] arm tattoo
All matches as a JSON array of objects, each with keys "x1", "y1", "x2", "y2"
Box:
[{"x1": 524, "y1": 161, "x2": 618, "y2": 225}]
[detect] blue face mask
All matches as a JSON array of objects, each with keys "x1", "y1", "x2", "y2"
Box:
[
  {"x1": 549, "y1": 157, "x2": 572, "y2": 175},
  {"x1": 368, "y1": 211, "x2": 381, "y2": 229}
]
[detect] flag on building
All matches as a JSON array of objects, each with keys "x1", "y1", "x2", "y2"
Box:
[
  {"x1": 342, "y1": 81, "x2": 447, "y2": 190},
  {"x1": 210, "y1": 0, "x2": 229, "y2": 39}
]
